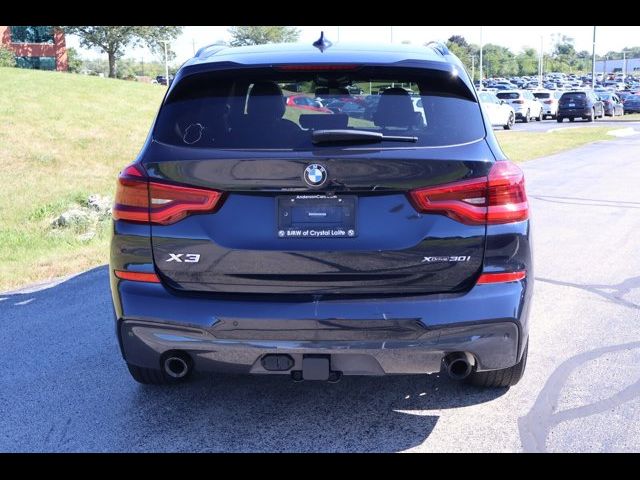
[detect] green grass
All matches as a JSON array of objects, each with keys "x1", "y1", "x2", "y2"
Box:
[
  {"x1": 495, "y1": 127, "x2": 615, "y2": 162},
  {"x1": 0, "y1": 68, "x2": 165, "y2": 291}
]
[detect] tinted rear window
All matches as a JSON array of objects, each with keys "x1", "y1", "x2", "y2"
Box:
[
  {"x1": 533, "y1": 92, "x2": 550, "y2": 99},
  {"x1": 496, "y1": 92, "x2": 520, "y2": 100},
  {"x1": 153, "y1": 66, "x2": 484, "y2": 150},
  {"x1": 560, "y1": 92, "x2": 586, "y2": 102}
]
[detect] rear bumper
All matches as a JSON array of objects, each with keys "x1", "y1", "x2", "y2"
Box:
[
  {"x1": 113, "y1": 276, "x2": 533, "y2": 376},
  {"x1": 557, "y1": 108, "x2": 591, "y2": 118}
]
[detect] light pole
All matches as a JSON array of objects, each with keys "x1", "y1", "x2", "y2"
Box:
[
  {"x1": 479, "y1": 26, "x2": 483, "y2": 86},
  {"x1": 471, "y1": 55, "x2": 476, "y2": 83},
  {"x1": 539, "y1": 35, "x2": 543, "y2": 88},
  {"x1": 623, "y1": 49, "x2": 628, "y2": 80},
  {"x1": 162, "y1": 40, "x2": 169, "y2": 86},
  {"x1": 591, "y1": 26, "x2": 596, "y2": 89}
]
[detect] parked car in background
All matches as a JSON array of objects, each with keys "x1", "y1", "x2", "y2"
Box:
[
  {"x1": 617, "y1": 91, "x2": 635, "y2": 104},
  {"x1": 324, "y1": 100, "x2": 366, "y2": 118},
  {"x1": 496, "y1": 90, "x2": 543, "y2": 123},
  {"x1": 557, "y1": 90, "x2": 604, "y2": 122},
  {"x1": 479, "y1": 91, "x2": 516, "y2": 129},
  {"x1": 598, "y1": 92, "x2": 624, "y2": 117},
  {"x1": 622, "y1": 94, "x2": 640, "y2": 113},
  {"x1": 286, "y1": 95, "x2": 333, "y2": 113},
  {"x1": 532, "y1": 90, "x2": 563, "y2": 119},
  {"x1": 155, "y1": 75, "x2": 174, "y2": 86}
]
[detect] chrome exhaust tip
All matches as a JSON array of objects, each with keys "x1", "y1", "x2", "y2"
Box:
[
  {"x1": 163, "y1": 355, "x2": 190, "y2": 379},
  {"x1": 443, "y1": 352, "x2": 474, "y2": 380}
]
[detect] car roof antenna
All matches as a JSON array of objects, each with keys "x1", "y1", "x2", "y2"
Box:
[{"x1": 313, "y1": 31, "x2": 332, "y2": 52}]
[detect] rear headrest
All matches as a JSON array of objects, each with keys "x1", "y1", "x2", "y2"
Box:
[
  {"x1": 246, "y1": 81, "x2": 286, "y2": 120},
  {"x1": 373, "y1": 87, "x2": 417, "y2": 128}
]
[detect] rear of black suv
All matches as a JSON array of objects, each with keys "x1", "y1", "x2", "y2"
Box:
[{"x1": 110, "y1": 42, "x2": 533, "y2": 388}]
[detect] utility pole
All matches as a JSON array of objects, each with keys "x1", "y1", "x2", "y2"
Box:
[
  {"x1": 471, "y1": 55, "x2": 476, "y2": 83},
  {"x1": 337, "y1": 26, "x2": 340, "y2": 42},
  {"x1": 479, "y1": 26, "x2": 483, "y2": 86},
  {"x1": 623, "y1": 49, "x2": 627, "y2": 79},
  {"x1": 390, "y1": 26, "x2": 393, "y2": 44},
  {"x1": 539, "y1": 35, "x2": 543, "y2": 87},
  {"x1": 163, "y1": 40, "x2": 169, "y2": 86},
  {"x1": 192, "y1": 39, "x2": 196, "y2": 56},
  {"x1": 591, "y1": 26, "x2": 597, "y2": 88}
]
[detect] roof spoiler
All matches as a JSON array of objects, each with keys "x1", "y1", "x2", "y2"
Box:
[
  {"x1": 425, "y1": 41, "x2": 450, "y2": 57},
  {"x1": 195, "y1": 43, "x2": 228, "y2": 59}
]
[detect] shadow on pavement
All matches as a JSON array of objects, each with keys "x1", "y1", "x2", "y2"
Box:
[{"x1": 0, "y1": 265, "x2": 507, "y2": 452}]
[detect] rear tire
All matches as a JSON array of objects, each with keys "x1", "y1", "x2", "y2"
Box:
[
  {"x1": 587, "y1": 108, "x2": 595, "y2": 122},
  {"x1": 556, "y1": 117, "x2": 563, "y2": 123},
  {"x1": 126, "y1": 363, "x2": 182, "y2": 385},
  {"x1": 503, "y1": 112, "x2": 515, "y2": 130},
  {"x1": 466, "y1": 341, "x2": 528, "y2": 388},
  {"x1": 522, "y1": 110, "x2": 530, "y2": 123},
  {"x1": 569, "y1": 117, "x2": 575, "y2": 122}
]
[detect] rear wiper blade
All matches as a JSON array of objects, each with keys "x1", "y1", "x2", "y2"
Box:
[{"x1": 312, "y1": 129, "x2": 417, "y2": 145}]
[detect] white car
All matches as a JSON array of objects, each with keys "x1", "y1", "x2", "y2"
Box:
[
  {"x1": 532, "y1": 90, "x2": 563, "y2": 119},
  {"x1": 479, "y1": 91, "x2": 516, "y2": 130},
  {"x1": 496, "y1": 90, "x2": 544, "y2": 123}
]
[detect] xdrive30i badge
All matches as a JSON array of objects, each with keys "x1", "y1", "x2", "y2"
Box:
[{"x1": 303, "y1": 164, "x2": 327, "y2": 187}]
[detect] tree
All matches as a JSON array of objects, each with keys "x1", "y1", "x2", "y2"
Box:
[
  {"x1": 228, "y1": 26, "x2": 299, "y2": 47},
  {"x1": 61, "y1": 26, "x2": 183, "y2": 78},
  {"x1": 65, "y1": 47, "x2": 83, "y2": 73},
  {"x1": 447, "y1": 35, "x2": 469, "y2": 49},
  {"x1": 0, "y1": 44, "x2": 15, "y2": 68}
]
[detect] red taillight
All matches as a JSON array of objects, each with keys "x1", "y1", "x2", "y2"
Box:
[
  {"x1": 544, "y1": 100, "x2": 553, "y2": 104},
  {"x1": 112, "y1": 165, "x2": 150, "y2": 222},
  {"x1": 512, "y1": 99, "x2": 524, "y2": 104},
  {"x1": 148, "y1": 182, "x2": 223, "y2": 225},
  {"x1": 408, "y1": 161, "x2": 528, "y2": 225},
  {"x1": 486, "y1": 161, "x2": 529, "y2": 224},
  {"x1": 114, "y1": 270, "x2": 161, "y2": 283},
  {"x1": 112, "y1": 164, "x2": 224, "y2": 225},
  {"x1": 477, "y1": 271, "x2": 526, "y2": 284}
]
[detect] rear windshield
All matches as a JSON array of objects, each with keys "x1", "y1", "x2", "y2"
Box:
[
  {"x1": 560, "y1": 92, "x2": 586, "y2": 102},
  {"x1": 496, "y1": 92, "x2": 520, "y2": 100},
  {"x1": 153, "y1": 66, "x2": 484, "y2": 150},
  {"x1": 533, "y1": 92, "x2": 550, "y2": 99}
]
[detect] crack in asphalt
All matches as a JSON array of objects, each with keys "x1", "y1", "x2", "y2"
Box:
[
  {"x1": 535, "y1": 276, "x2": 640, "y2": 311},
  {"x1": 518, "y1": 341, "x2": 640, "y2": 452},
  {"x1": 530, "y1": 195, "x2": 640, "y2": 209}
]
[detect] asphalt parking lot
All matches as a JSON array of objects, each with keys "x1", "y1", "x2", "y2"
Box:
[{"x1": 2, "y1": 134, "x2": 640, "y2": 452}]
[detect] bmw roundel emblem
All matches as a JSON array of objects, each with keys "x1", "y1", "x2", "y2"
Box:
[{"x1": 303, "y1": 164, "x2": 328, "y2": 187}]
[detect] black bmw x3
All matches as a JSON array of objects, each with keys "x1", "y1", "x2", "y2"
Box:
[{"x1": 110, "y1": 38, "x2": 533, "y2": 388}]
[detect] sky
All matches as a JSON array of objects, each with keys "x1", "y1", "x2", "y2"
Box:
[{"x1": 66, "y1": 26, "x2": 640, "y2": 65}]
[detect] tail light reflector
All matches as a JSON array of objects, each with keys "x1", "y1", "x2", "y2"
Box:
[
  {"x1": 114, "y1": 270, "x2": 161, "y2": 283},
  {"x1": 408, "y1": 161, "x2": 528, "y2": 225},
  {"x1": 112, "y1": 164, "x2": 224, "y2": 225},
  {"x1": 477, "y1": 271, "x2": 526, "y2": 284}
]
